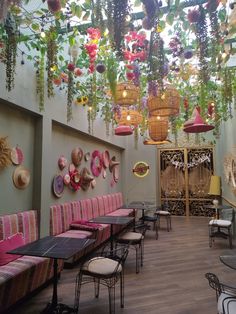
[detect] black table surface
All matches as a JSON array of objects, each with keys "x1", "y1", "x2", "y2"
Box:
[
  {"x1": 8, "y1": 236, "x2": 95, "y2": 260},
  {"x1": 90, "y1": 215, "x2": 133, "y2": 225},
  {"x1": 220, "y1": 255, "x2": 236, "y2": 270}
]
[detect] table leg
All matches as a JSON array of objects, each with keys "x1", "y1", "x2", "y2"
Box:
[
  {"x1": 110, "y1": 224, "x2": 113, "y2": 252},
  {"x1": 41, "y1": 258, "x2": 75, "y2": 314}
]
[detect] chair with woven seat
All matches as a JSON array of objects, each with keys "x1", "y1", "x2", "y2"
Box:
[
  {"x1": 74, "y1": 246, "x2": 129, "y2": 314},
  {"x1": 115, "y1": 223, "x2": 149, "y2": 274},
  {"x1": 205, "y1": 272, "x2": 236, "y2": 314},
  {"x1": 155, "y1": 204, "x2": 172, "y2": 232},
  {"x1": 208, "y1": 207, "x2": 234, "y2": 249},
  {"x1": 129, "y1": 201, "x2": 159, "y2": 240}
]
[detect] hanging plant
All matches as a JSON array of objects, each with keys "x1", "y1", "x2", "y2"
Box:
[
  {"x1": 0, "y1": 136, "x2": 11, "y2": 170},
  {"x1": 67, "y1": 63, "x2": 75, "y2": 122},
  {"x1": 106, "y1": 0, "x2": 130, "y2": 55},
  {"x1": 46, "y1": 27, "x2": 58, "y2": 98},
  {"x1": 207, "y1": 0, "x2": 221, "y2": 70},
  {"x1": 189, "y1": 6, "x2": 209, "y2": 84},
  {"x1": 4, "y1": 14, "x2": 18, "y2": 92},
  {"x1": 36, "y1": 52, "x2": 45, "y2": 112}
]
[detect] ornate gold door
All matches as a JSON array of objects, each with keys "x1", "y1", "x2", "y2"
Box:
[{"x1": 158, "y1": 147, "x2": 215, "y2": 216}]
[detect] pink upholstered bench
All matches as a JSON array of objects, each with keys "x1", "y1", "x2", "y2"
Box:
[{"x1": 0, "y1": 210, "x2": 61, "y2": 313}]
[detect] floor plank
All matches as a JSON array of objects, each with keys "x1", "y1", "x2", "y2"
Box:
[{"x1": 9, "y1": 216, "x2": 236, "y2": 314}]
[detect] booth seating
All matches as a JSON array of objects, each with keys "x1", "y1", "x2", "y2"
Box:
[
  {"x1": 0, "y1": 210, "x2": 63, "y2": 313},
  {"x1": 50, "y1": 193, "x2": 134, "y2": 265}
]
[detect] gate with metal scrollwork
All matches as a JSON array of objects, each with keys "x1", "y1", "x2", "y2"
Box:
[{"x1": 158, "y1": 146, "x2": 215, "y2": 217}]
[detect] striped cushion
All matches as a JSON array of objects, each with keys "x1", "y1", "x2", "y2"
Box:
[
  {"x1": 0, "y1": 256, "x2": 54, "y2": 312},
  {"x1": 18, "y1": 210, "x2": 38, "y2": 243},
  {"x1": 56, "y1": 230, "x2": 93, "y2": 239},
  {"x1": 91, "y1": 197, "x2": 100, "y2": 218},
  {"x1": 0, "y1": 213, "x2": 19, "y2": 240},
  {"x1": 50, "y1": 204, "x2": 63, "y2": 236},
  {"x1": 102, "y1": 195, "x2": 110, "y2": 214},
  {"x1": 71, "y1": 201, "x2": 82, "y2": 221},
  {"x1": 107, "y1": 208, "x2": 134, "y2": 217},
  {"x1": 97, "y1": 196, "x2": 105, "y2": 216},
  {"x1": 80, "y1": 199, "x2": 93, "y2": 220},
  {"x1": 61, "y1": 203, "x2": 73, "y2": 231}
]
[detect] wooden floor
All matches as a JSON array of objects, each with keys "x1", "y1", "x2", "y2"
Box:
[{"x1": 10, "y1": 216, "x2": 236, "y2": 314}]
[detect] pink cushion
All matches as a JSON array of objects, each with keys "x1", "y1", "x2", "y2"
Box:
[
  {"x1": 70, "y1": 220, "x2": 102, "y2": 231},
  {"x1": 0, "y1": 233, "x2": 25, "y2": 266}
]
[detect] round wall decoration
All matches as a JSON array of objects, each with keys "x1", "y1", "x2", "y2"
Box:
[
  {"x1": 91, "y1": 150, "x2": 103, "y2": 177},
  {"x1": 132, "y1": 161, "x2": 150, "y2": 178}
]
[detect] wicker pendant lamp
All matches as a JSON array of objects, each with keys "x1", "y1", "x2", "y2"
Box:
[
  {"x1": 114, "y1": 108, "x2": 143, "y2": 126},
  {"x1": 148, "y1": 116, "x2": 169, "y2": 141},
  {"x1": 113, "y1": 82, "x2": 140, "y2": 106},
  {"x1": 147, "y1": 84, "x2": 180, "y2": 117}
]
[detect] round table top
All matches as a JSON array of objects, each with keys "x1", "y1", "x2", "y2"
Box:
[
  {"x1": 204, "y1": 204, "x2": 232, "y2": 209},
  {"x1": 220, "y1": 255, "x2": 236, "y2": 270}
]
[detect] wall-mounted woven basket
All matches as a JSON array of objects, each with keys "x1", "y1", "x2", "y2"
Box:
[
  {"x1": 148, "y1": 117, "x2": 169, "y2": 141},
  {"x1": 147, "y1": 84, "x2": 180, "y2": 117}
]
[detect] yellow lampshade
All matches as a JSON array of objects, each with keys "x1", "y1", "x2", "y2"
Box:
[{"x1": 208, "y1": 176, "x2": 221, "y2": 196}]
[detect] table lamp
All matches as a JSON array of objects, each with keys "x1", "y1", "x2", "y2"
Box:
[{"x1": 208, "y1": 175, "x2": 221, "y2": 208}]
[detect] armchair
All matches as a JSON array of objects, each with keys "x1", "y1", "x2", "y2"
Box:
[{"x1": 205, "y1": 272, "x2": 236, "y2": 314}]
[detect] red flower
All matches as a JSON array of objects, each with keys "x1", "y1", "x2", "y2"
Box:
[
  {"x1": 74, "y1": 68, "x2": 83, "y2": 76},
  {"x1": 89, "y1": 63, "x2": 95, "y2": 73},
  {"x1": 67, "y1": 63, "x2": 75, "y2": 72},
  {"x1": 126, "y1": 72, "x2": 135, "y2": 80},
  {"x1": 125, "y1": 64, "x2": 134, "y2": 70}
]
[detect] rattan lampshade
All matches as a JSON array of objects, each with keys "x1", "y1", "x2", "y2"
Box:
[
  {"x1": 148, "y1": 116, "x2": 169, "y2": 141},
  {"x1": 147, "y1": 84, "x2": 180, "y2": 117},
  {"x1": 113, "y1": 82, "x2": 140, "y2": 106},
  {"x1": 115, "y1": 108, "x2": 143, "y2": 126}
]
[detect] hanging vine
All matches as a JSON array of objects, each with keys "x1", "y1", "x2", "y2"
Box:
[
  {"x1": 36, "y1": 53, "x2": 45, "y2": 112},
  {"x1": 46, "y1": 27, "x2": 58, "y2": 98}
]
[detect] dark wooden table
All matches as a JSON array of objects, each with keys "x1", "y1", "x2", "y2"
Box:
[
  {"x1": 8, "y1": 236, "x2": 95, "y2": 313},
  {"x1": 122, "y1": 201, "x2": 157, "y2": 221},
  {"x1": 89, "y1": 216, "x2": 133, "y2": 251}
]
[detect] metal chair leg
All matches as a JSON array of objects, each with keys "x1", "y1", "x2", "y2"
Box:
[
  {"x1": 74, "y1": 272, "x2": 83, "y2": 312},
  {"x1": 108, "y1": 284, "x2": 116, "y2": 314},
  {"x1": 94, "y1": 278, "x2": 100, "y2": 298},
  {"x1": 120, "y1": 271, "x2": 124, "y2": 308}
]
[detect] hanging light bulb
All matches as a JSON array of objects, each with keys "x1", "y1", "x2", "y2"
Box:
[
  {"x1": 161, "y1": 93, "x2": 165, "y2": 100},
  {"x1": 122, "y1": 90, "x2": 127, "y2": 98},
  {"x1": 127, "y1": 112, "x2": 131, "y2": 121},
  {"x1": 40, "y1": 29, "x2": 46, "y2": 38},
  {"x1": 222, "y1": 51, "x2": 228, "y2": 59},
  {"x1": 156, "y1": 116, "x2": 161, "y2": 120}
]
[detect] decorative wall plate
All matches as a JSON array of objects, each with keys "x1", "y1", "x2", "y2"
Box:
[
  {"x1": 132, "y1": 161, "x2": 149, "y2": 178},
  {"x1": 11, "y1": 146, "x2": 24, "y2": 165},
  {"x1": 91, "y1": 150, "x2": 103, "y2": 177}
]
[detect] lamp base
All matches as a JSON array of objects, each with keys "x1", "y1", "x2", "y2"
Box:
[{"x1": 212, "y1": 199, "x2": 219, "y2": 207}]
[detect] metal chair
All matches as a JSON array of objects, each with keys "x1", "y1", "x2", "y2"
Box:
[
  {"x1": 74, "y1": 246, "x2": 129, "y2": 314},
  {"x1": 155, "y1": 204, "x2": 172, "y2": 232},
  {"x1": 115, "y1": 223, "x2": 149, "y2": 273},
  {"x1": 205, "y1": 272, "x2": 236, "y2": 314},
  {"x1": 208, "y1": 207, "x2": 234, "y2": 249}
]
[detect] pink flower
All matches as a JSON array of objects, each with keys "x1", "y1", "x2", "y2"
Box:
[{"x1": 87, "y1": 27, "x2": 101, "y2": 40}]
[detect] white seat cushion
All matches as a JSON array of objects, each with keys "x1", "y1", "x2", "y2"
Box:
[
  {"x1": 82, "y1": 257, "x2": 122, "y2": 275},
  {"x1": 218, "y1": 292, "x2": 236, "y2": 314},
  {"x1": 118, "y1": 232, "x2": 142, "y2": 241},
  {"x1": 156, "y1": 211, "x2": 170, "y2": 215},
  {"x1": 209, "y1": 219, "x2": 231, "y2": 227}
]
